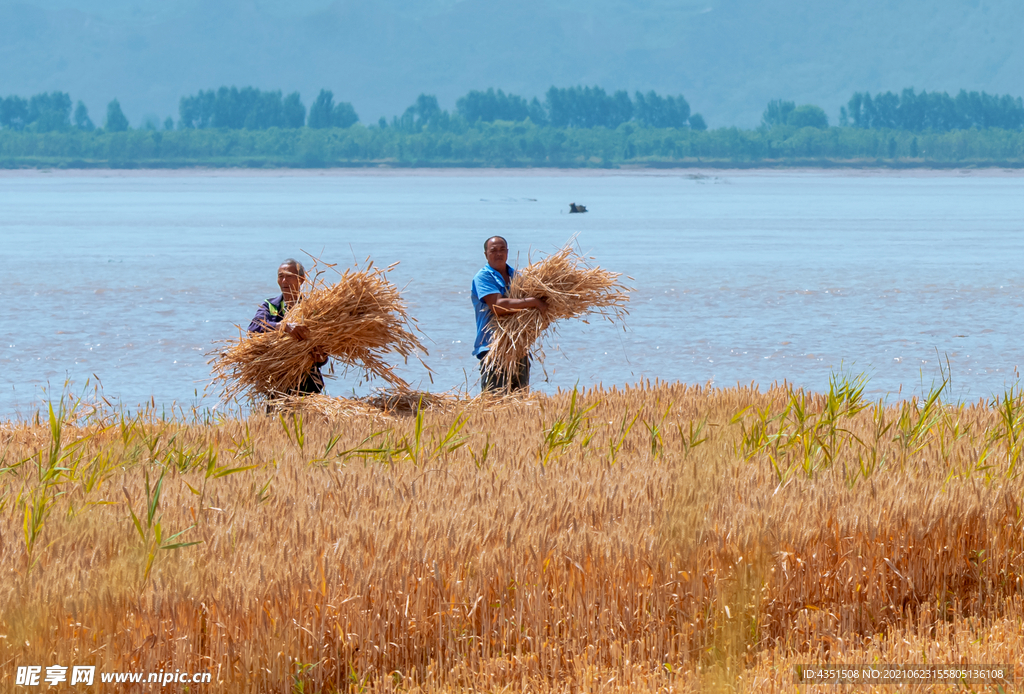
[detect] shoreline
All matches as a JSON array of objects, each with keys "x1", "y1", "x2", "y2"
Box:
[
  {"x1": 3, "y1": 165, "x2": 1024, "y2": 178},
  {"x1": 0, "y1": 378, "x2": 1005, "y2": 425}
]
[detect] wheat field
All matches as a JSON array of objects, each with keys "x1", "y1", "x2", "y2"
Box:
[{"x1": 2, "y1": 377, "x2": 1023, "y2": 692}]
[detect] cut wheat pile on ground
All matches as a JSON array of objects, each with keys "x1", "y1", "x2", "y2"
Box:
[
  {"x1": 211, "y1": 262, "x2": 426, "y2": 400},
  {"x1": 483, "y1": 243, "x2": 630, "y2": 383},
  {"x1": 2, "y1": 378, "x2": 1023, "y2": 691},
  {"x1": 276, "y1": 389, "x2": 462, "y2": 419}
]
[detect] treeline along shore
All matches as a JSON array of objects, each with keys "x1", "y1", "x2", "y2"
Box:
[{"x1": 2, "y1": 85, "x2": 1024, "y2": 168}]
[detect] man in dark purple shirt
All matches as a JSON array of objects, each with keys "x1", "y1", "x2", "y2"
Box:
[{"x1": 248, "y1": 258, "x2": 327, "y2": 395}]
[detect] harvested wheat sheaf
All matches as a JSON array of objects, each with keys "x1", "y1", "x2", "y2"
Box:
[
  {"x1": 482, "y1": 242, "x2": 630, "y2": 383},
  {"x1": 211, "y1": 263, "x2": 426, "y2": 400},
  {"x1": 278, "y1": 390, "x2": 457, "y2": 419},
  {"x1": 278, "y1": 388, "x2": 543, "y2": 420}
]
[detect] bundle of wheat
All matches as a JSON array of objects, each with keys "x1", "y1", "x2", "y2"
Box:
[
  {"x1": 279, "y1": 390, "x2": 457, "y2": 419},
  {"x1": 273, "y1": 393, "x2": 387, "y2": 419},
  {"x1": 482, "y1": 242, "x2": 630, "y2": 385},
  {"x1": 360, "y1": 388, "x2": 459, "y2": 416},
  {"x1": 212, "y1": 262, "x2": 426, "y2": 400}
]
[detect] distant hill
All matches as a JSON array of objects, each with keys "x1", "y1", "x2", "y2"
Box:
[{"x1": 1, "y1": 0, "x2": 1022, "y2": 128}]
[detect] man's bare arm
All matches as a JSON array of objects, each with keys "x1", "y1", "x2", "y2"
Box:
[
  {"x1": 283, "y1": 322, "x2": 310, "y2": 340},
  {"x1": 483, "y1": 294, "x2": 548, "y2": 316}
]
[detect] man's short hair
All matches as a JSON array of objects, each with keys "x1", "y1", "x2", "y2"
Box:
[
  {"x1": 280, "y1": 258, "x2": 306, "y2": 278},
  {"x1": 484, "y1": 236, "x2": 508, "y2": 251}
]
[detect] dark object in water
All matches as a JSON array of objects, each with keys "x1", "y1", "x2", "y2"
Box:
[{"x1": 569, "y1": 202, "x2": 588, "y2": 213}]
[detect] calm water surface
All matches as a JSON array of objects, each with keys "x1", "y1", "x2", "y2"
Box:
[{"x1": 3, "y1": 169, "x2": 1023, "y2": 416}]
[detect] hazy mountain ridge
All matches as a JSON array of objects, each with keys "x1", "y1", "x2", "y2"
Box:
[{"x1": 1, "y1": 0, "x2": 1021, "y2": 128}]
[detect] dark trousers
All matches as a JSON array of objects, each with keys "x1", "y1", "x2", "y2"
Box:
[
  {"x1": 480, "y1": 354, "x2": 530, "y2": 393},
  {"x1": 291, "y1": 368, "x2": 325, "y2": 396}
]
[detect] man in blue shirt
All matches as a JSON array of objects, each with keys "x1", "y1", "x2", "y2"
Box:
[
  {"x1": 471, "y1": 236, "x2": 548, "y2": 392},
  {"x1": 248, "y1": 258, "x2": 328, "y2": 395}
]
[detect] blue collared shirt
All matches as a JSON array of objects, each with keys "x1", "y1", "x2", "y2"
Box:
[{"x1": 471, "y1": 264, "x2": 515, "y2": 357}]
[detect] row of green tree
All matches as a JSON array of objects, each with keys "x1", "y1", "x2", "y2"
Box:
[
  {"x1": 178, "y1": 86, "x2": 704, "y2": 133},
  {"x1": 178, "y1": 87, "x2": 308, "y2": 129},
  {"x1": 6, "y1": 86, "x2": 1024, "y2": 137},
  {"x1": 176, "y1": 85, "x2": 703, "y2": 132},
  {"x1": 381, "y1": 88, "x2": 702, "y2": 132},
  {"x1": 452, "y1": 87, "x2": 701, "y2": 130},
  {"x1": 840, "y1": 89, "x2": 1024, "y2": 132},
  {"x1": 3, "y1": 119, "x2": 1022, "y2": 166},
  {"x1": 0, "y1": 93, "x2": 131, "y2": 132},
  {"x1": 757, "y1": 90, "x2": 1024, "y2": 134},
  {"x1": 1, "y1": 85, "x2": 703, "y2": 134}
]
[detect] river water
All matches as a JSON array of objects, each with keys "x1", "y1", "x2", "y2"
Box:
[{"x1": 3, "y1": 168, "x2": 1022, "y2": 417}]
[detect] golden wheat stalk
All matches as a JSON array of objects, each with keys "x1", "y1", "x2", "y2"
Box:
[{"x1": 5, "y1": 380, "x2": 1024, "y2": 691}]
